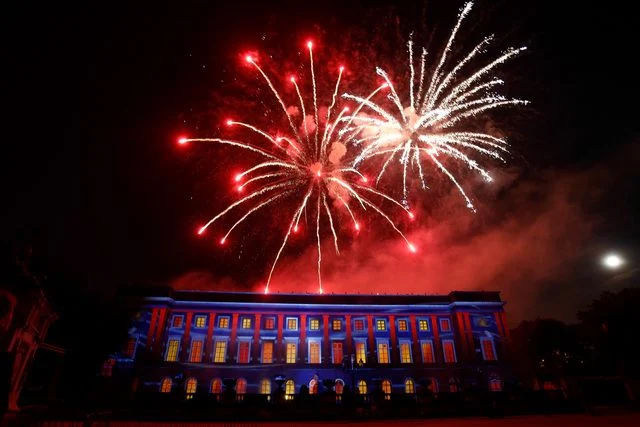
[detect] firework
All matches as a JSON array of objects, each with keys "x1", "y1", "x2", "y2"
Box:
[
  {"x1": 343, "y1": 1, "x2": 528, "y2": 210},
  {"x1": 180, "y1": 42, "x2": 415, "y2": 294}
]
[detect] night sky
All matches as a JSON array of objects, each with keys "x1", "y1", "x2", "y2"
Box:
[{"x1": 4, "y1": 0, "x2": 639, "y2": 325}]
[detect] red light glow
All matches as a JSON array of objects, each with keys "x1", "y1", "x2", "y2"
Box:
[
  {"x1": 289, "y1": 76, "x2": 296, "y2": 83},
  {"x1": 361, "y1": 176, "x2": 369, "y2": 183},
  {"x1": 408, "y1": 211, "x2": 415, "y2": 220},
  {"x1": 245, "y1": 55, "x2": 254, "y2": 63},
  {"x1": 226, "y1": 119, "x2": 234, "y2": 126},
  {"x1": 177, "y1": 136, "x2": 188, "y2": 145},
  {"x1": 339, "y1": 65, "x2": 345, "y2": 72},
  {"x1": 307, "y1": 40, "x2": 313, "y2": 49},
  {"x1": 354, "y1": 222, "x2": 360, "y2": 231},
  {"x1": 408, "y1": 243, "x2": 417, "y2": 253},
  {"x1": 316, "y1": 170, "x2": 322, "y2": 177},
  {"x1": 234, "y1": 174, "x2": 242, "y2": 182},
  {"x1": 236, "y1": 186, "x2": 243, "y2": 193},
  {"x1": 293, "y1": 225, "x2": 299, "y2": 233},
  {"x1": 197, "y1": 227, "x2": 206, "y2": 236},
  {"x1": 220, "y1": 237, "x2": 226, "y2": 245}
]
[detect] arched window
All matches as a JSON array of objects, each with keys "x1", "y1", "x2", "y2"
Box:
[
  {"x1": 428, "y1": 377, "x2": 439, "y2": 393},
  {"x1": 489, "y1": 376, "x2": 503, "y2": 392},
  {"x1": 285, "y1": 379, "x2": 295, "y2": 400},
  {"x1": 358, "y1": 380, "x2": 367, "y2": 395},
  {"x1": 185, "y1": 377, "x2": 197, "y2": 399},
  {"x1": 335, "y1": 379, "x2": 344, "y2": 395},
  {"x1": 405, "y1": 378, "x2": 415, "y2": 394},
  {"x1": 160, "y1": 377, "x2": 172, "y2": 393},
  {"x1": 382, "y1": 380, "x2": 392, "y2": 400},
  {"x1": 210, "y1": 378, "x2": 222, "y2": 394},
  {"x1": 449, "y1": 377, "x2": 459, "y2": 393},
  {"x1": 236, "y1": 378, "x2": 247, "y2": 394},
  {"x1": 260, "y1": 378, "x2": 271, "y2": 395}
]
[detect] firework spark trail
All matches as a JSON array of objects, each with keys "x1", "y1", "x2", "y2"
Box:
[
  {"x1": 181, "y1": 43, "x2": 416, "y2": 294},
  {"x1": 343, "y1": 1, "x2": 528, "y2": 210}
]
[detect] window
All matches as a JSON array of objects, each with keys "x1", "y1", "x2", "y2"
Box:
[
  {"x1": 489, "y1": 377, "x2": 503, "y2": 392},
  {"x1": 218, "y1": 316, "x2": 229, "y2": 328},
  {"x1": 440, "y1": 318, "x2": 451, "y2": 332},
  {"x1": 419, "y1": 319, "x2": 429, "y2": 331},
  {"x1": 241, "y1": 317, "x2": 252, "y2": 329},
  {"x1": 443, "y1": 340, "x2": 456, "y2": 363},
  {"x1": 261, "y1": 341, "x2": 273, "y2": 364},
  {"x1": 355, "y1": 341, "x2": 366, "y2": 365},
  {"x1": 449, "y1": 377, "x2": 459, "y2": 393},
  {"x1": 405, "y1": 378, "x2": 415, "y2": 394},
  {"x1": 264, "y1": 317, "x2": 275, "y2": 330},
  {"x1": 213, "y1": 341, "x2": 227, "y2": 363},
  {"x1": 382, "y1": 380, "x2": 391, "y2": 400},
  {"x1": 309, "y1": 341, "x2": 320, "y2": 364},
  {"x1": 376, "y1": 319, "x2": 386, "y2": 331},
  {"x1": 172, "y1": 316, "x2": 183, "y2": 328},
  {"x1": 397, "y1": 319, "x2": 408, "y2": 331},
  {"x1": 166, "y1": 339, "x2": 179, "y2": 362},
  {"x1": 195, "y1": 315, "x2": 206, "y2": 328},
  {"x1": 238, "y1": 341, "x2": 250, "y2": 364},
  {"x1": 309, "y1": 318, "x2": 320, "y2": 330},
  {"x1": 358, "y1": 380, "x2": 367, "y2": 394},
  {"x1": 101, "y1": 358, "x2": 115, "y2": 377},
  {"x1": 332, "y1": 341, "x2": 343, "y2": 364},
  {"x1": 335, "y1": 379, "x2": 344, "y2": 395},
  {"x1": 287, "y1": 318, "x2": 298, "y2": 330},
  {"x1": 286, "y1": 342, "x2": 297, "y2": 363},
  {"x1": 482, "y1": 338, "x2": 497, "y2": 361},
  {"x1": 428, "y1": 378, "x2": 439, "y2": 393},
  {"x1": 400, "y1": 342, "x2": 412, "y2": 363},
  {"x1": 377, "y1": 342, "x2": 390, "y2": 364},
  {"x1": 421, "y1": 341, "x2": 435, "y2": 363},
  {"x1": 285, "y1": 380, "x2": 295, "y2": 399},
  {"x1": 124, "y1": 337, "x2": 137, "y2": 358},
  {"x1": 260, "y1": 378, "x2": 271, "y2": 395},
  {"x1": 189, "y1": 340, "x2": 203, "y2": 363},
  {"x1": 185, "y1": 378, "x2": 197, "y2": 399},
  {"x1": 354, "y1": 319, "x2": 365, "y2": 331},
  {"x1": 236, "y1": 378, "x2": 247, "y2": 394},
  {"x1": 160, "y1": 377, "x2": 172, "y2": 393},
  {"x1": 332, "y1": 319, "x2": 342, "y2": 331},
  {"x1": 211, "y1": 378, "x2": 222, "y2": 394}
]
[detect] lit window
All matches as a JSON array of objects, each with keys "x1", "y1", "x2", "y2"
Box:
[
  {"x1": 310, "y1": 319, "x2": 320, "y2": 330},
  {"x1": 335, "y1": 379, "x2": 344, "y2": 398},
  {"x1": 398, "y1": 320, "x2": 408, "y2": 331},
  {"x1": 440, "y1": 318, "x2": 451, "y2": 332},
  {"x1": 218, "y1": 316, "x2": 229, "y2": 328},
  {"x1": 332, "y1": 341, "x2": 343, "y2": 364},
  {"x1": 421, "y1": 341, "x2": 435, "y2": 363},
  {"x1": 195, "y1": 316, "x2": 206, "y2": 328},
  {"x1": 185, "y1": 377, "x2": 197, "y2": 399},
  {"x1": 172, "y1": 316, "x2": 183, "y2": 328},
  {"x1": 405, "y1": 378, "x2": 415, "y2": 394},
  {"x1": 443, "y1": 340, "x2": 456, "y2": 363},
  {"x1": 264, "y1": 317, "x2": 275, "y2": 330},
  {"x1": 101, "y1": 358, "x2": 115, "y2": 377},
  {"x1": 332, "y1": 319, "x2": 342, "y2": 331},
  {"x1": 166, "y1": 339, "x2": 179, "y2": 362},
  {"x1": 236, "y1": 378, "x2": 247, "y2": 394},
  {"x1": 262, "y1": 341, "x2": 273, "y2": 364},
  {"x1": 358, "y1": 380, "x2": 367, "y2": 394},
  {"x1": 285, "y1": 380, "x2": 295, "y2": 399},
  {"x1": 354, "y1": 319, "x2": 365, "y2": 331},
  {"x1": 377, "y1": 342, "x2": 389, "y2": 364},
  {"x1": 382, "y1": 380, "x2": 391, "y2": 400},
  {"x1": 309, "y1": 342, "x2": 320, "y2": 364},
  {"x1": 160, "y1": 377, "x2": 172, "y2": 393},
  {"x1": 189, "y1": 340, "x2": 203, "y2": 363},
  {"x1": 124, "y1": 337, "x2": 137, "y2": 358},
  {"x1": 238, "y1": 341, "x2": 250, "y2": 364},
  {"x1": 449, "y1": 378, "x2": 459, "y2": 393},
  {"x1": 400, "y1": 342, "x2": 412, "y2": 363},
  {"x1": 213, "y1": 341, "x2": 227, "y2": 363},
  {"x1": 286, "y1": 342, "x2": 297, "y2": 363},
  {"x1": 287, "y1": 318, "x2": 298, "y2": 330},
  {"x1": 419, "y1": 319, "x2": 429, "y2": 331},
  {"x1": 482, "y1": 338, "x2": 497, "y2": 361},
  {"x1": 489, "y1": 377, "x2": 503, "y2": 392},
  {"x1": 376, "y1": 319, "x2": 386, "y2": 331},
  {"x1": 211, "y1": 378, "x2": 222, "y2": 394},
  {"x1": 428, "y1": 378, "x2": 439, "y2": 393},
  {"x1": 355, "y1": 341, "x2": 366, "y2": 365},
  {"x1": 260, "y1": 378, "x2": 271, "y2": 395},
  {"x1": 242, "y1": 318, "x2": 252, "y2": 329}
]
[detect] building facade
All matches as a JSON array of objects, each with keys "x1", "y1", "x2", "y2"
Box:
[{"x1": 108, "y1": 289, "x2": 512, "y2": 401}]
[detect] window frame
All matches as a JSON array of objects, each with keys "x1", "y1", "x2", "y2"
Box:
[
  {"x1": 353, "y1": 318, "x2": 365, "y2": 332},
  {"x1": 439, "y1": 318, "x2": 452, "y2": 332},
  {"x1": 165, "y1": 338, "x2": 180, "y2": 362},
  {"x1": 261, "y1": 340, "x2": 274, "y2": 364},
  {"x1": 354, "y1": 340, "x2": 367, "y2": 365},
  {"x1": 399, "y1": 340, "x2": 412, "y2": 364},
  {"x1": 309, "y1": 318, "x2": 320, "y2": 331},
  {"x1": 189, "y1": 339, "x2": 204, "y2": 363},
  {"x1": 160, "y1": 377, "x2": 172, "y2": 393},
  {"x1": 285, "y1": 341, "x2": 297, "y2": 363},
  {"x1": 376, "y1": 318, "x2": 387, "y2": 331},
  {"x1": 332, "y1": 318, "x2": 342, "y2": 331},
  {"x1": 376, "y1": 339, "x2": 390, "y2": 364},
  {"x1": 442, "y1": 339, "x2": 457, "y2": 364},
  {"x1": 480, "y1": 337, "x2": 498, "y2": 361},
  {"x1": 264, "y1": 316, "x2": 275, "y2": 330},
  {"x1": 420, "y1": 339, "x2": 435, "y2": 363},
  {"x1": 332, "y1": 341, "x2": 344, "y2": 364},
  {"x1": 237, "y1": 339, "x2": 251, "y2": 364},
  {"x1": 213, "y1": 339, "x2": 228, "y2": 363},
  {"x1": 397, "y1": 319, "x2": 408, "y2": 332},
  {"x1": 286, "y1": 317, "x2": 298, "y2": 331},
  {"x1": 308, "y1": 339, "x2": 321, "y2": 364},
  {"x1": 171, "y1": 315, "x2": 184, "y2": 329},
  {"x1": 217, "y1": 315, "x2": 230, "y2": 329},
  {"x1": 194, "y1": 315, "x2": 207, "y2": 328},
  {"x1": 241, "y1": 317, "x2": 252, "y2": 329},
  {"x1": 418, "y1": 318, "x2": 429, "y2": 331}
]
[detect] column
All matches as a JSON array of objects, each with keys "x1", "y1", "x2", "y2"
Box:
[
  {"x1": 299, "y1": 314, "x2": 307, "y2": 363},
  {"x1": 146, "y1": 308, "x2": 159, "y2": 349},
  {"x1": 430, "y1": 315, "x2": 442, "y2": 363},
  {"x1": 277, "y1": 314, "x2": 284, "y2": 362},
  {"x1": 345, "y1": 314, "x2": 352, "y2": 357},
  {"x1": 229, "y1": 313, "x2": 239, "y2": 363},
  {"x1": 206, "y1": 311, "x2": 216, "y2": 362},
  {"x1": 154, "y1": 308, "x2": 169, "y2": 357},
  {"x1": 180, "y1": 312, "x2": 193, "y2": 361},
  {"x1": 454, "y1": 312, "x2": 469, "y2": 361},
  {"x1": 367, "y1": 315, "x2": 375, "y2": 362},
  {"x1": 322, "y1": 315, "x2": 330, "y2": 364},
  {"x1": 389, "y1": 315, "x2": 397, "y2": 364},
  {"x1": 252, "y1": 313, "x2": 262, "y2": 363},
  {"x1": 409, "y1": 315, "x2": 420, "y2": 364},
  {"x1": 464, "y1": 313, "x2": 474, "y2": 359}
]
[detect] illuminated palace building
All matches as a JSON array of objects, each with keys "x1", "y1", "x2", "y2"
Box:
[{"x1": 109, "y1": 290, "x2": 512, "y2": 401}]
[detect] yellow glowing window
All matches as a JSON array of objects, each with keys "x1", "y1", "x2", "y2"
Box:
[
  {"x1": 262, "y1": 341, "x2": 273, "y2": 364},
  {"x1": 421, "y1": 341, "x2": 435, "y2": 363},
  {"x1": 211, "y1": 378, "x2": 222, "y2": 394},
  {"x1": 285, "y1": 380, "x2": 295, "y2": 399},
  {"x1": 354, "y1": 319, "x2": 365, "y2": 331},
  {"x1": 377, "y1": 342, "x2": 389, "y2": 364},
  {"x1": 376, "y1": 319, "x2": 386, "y2": 331},
  {"x1": 332, "y1": 319, "x2": 342, "y2": 331},
  {"x1": 310, "y1": 319, "x2": 320, "y2": 330},
  {"x1": 218, "y1": 317, "x2": 229, "y2": 328},
  {"x1": 332, "y1": 342, "x2": 343, "y2": 364},
  {"x1": 309, "y1": 341, "x2": 320, "y2": 363},
  {"x1": 242, "y1": 318, "x2": 252, "y2": 329},
  {"x1": 419, "y1": 319, "x2": 429, "y2": 331},
  {"x1": 260, "y1": 378, "x2": 271, "y2": 395},
  {"x1": 286, "y1": 343, "x2": 297, "y2": 363},
  {"x1": 398, "y1": 320, "x2": 408, "y2": 331},
  {"x1": 213, "y1": 341, "x2": 227, "y2": 363},
  {"x1": 189, "y1": 340, "x2": 203, "y2": 363},
  {"x1": 358, "y1": 380, "x2": 367, "y2": 394},
  {"x1": 238, "y1": 341, "x2": 250, "y2": 363},
  {"x1": 185, "y1": 378, "x2": 197, "y2": 399},
  {"x1": 195, "y1": 316, "x2": 206, "y2": 328},
  {"x1": 355, "y1": 342, "x2": 366, "y2": 365},
  {"x1": 160, "y1": 377, "x2": 172, "y2": 393},
  {"x1": 166, "y1": 339, "x2": 179, "y2": 362},
  {"x1": 287, "y1": 318, "x2": 298, "y2": 330},
  {"x1": 382, "y1": 379, "x2": 391, "y2": 399},
  {"x1": 405, "y1": 378, "x2": 415, "y2": 394},
  {"x1": 400, "y1": 342, "x2": 412, "y2": 363}
]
